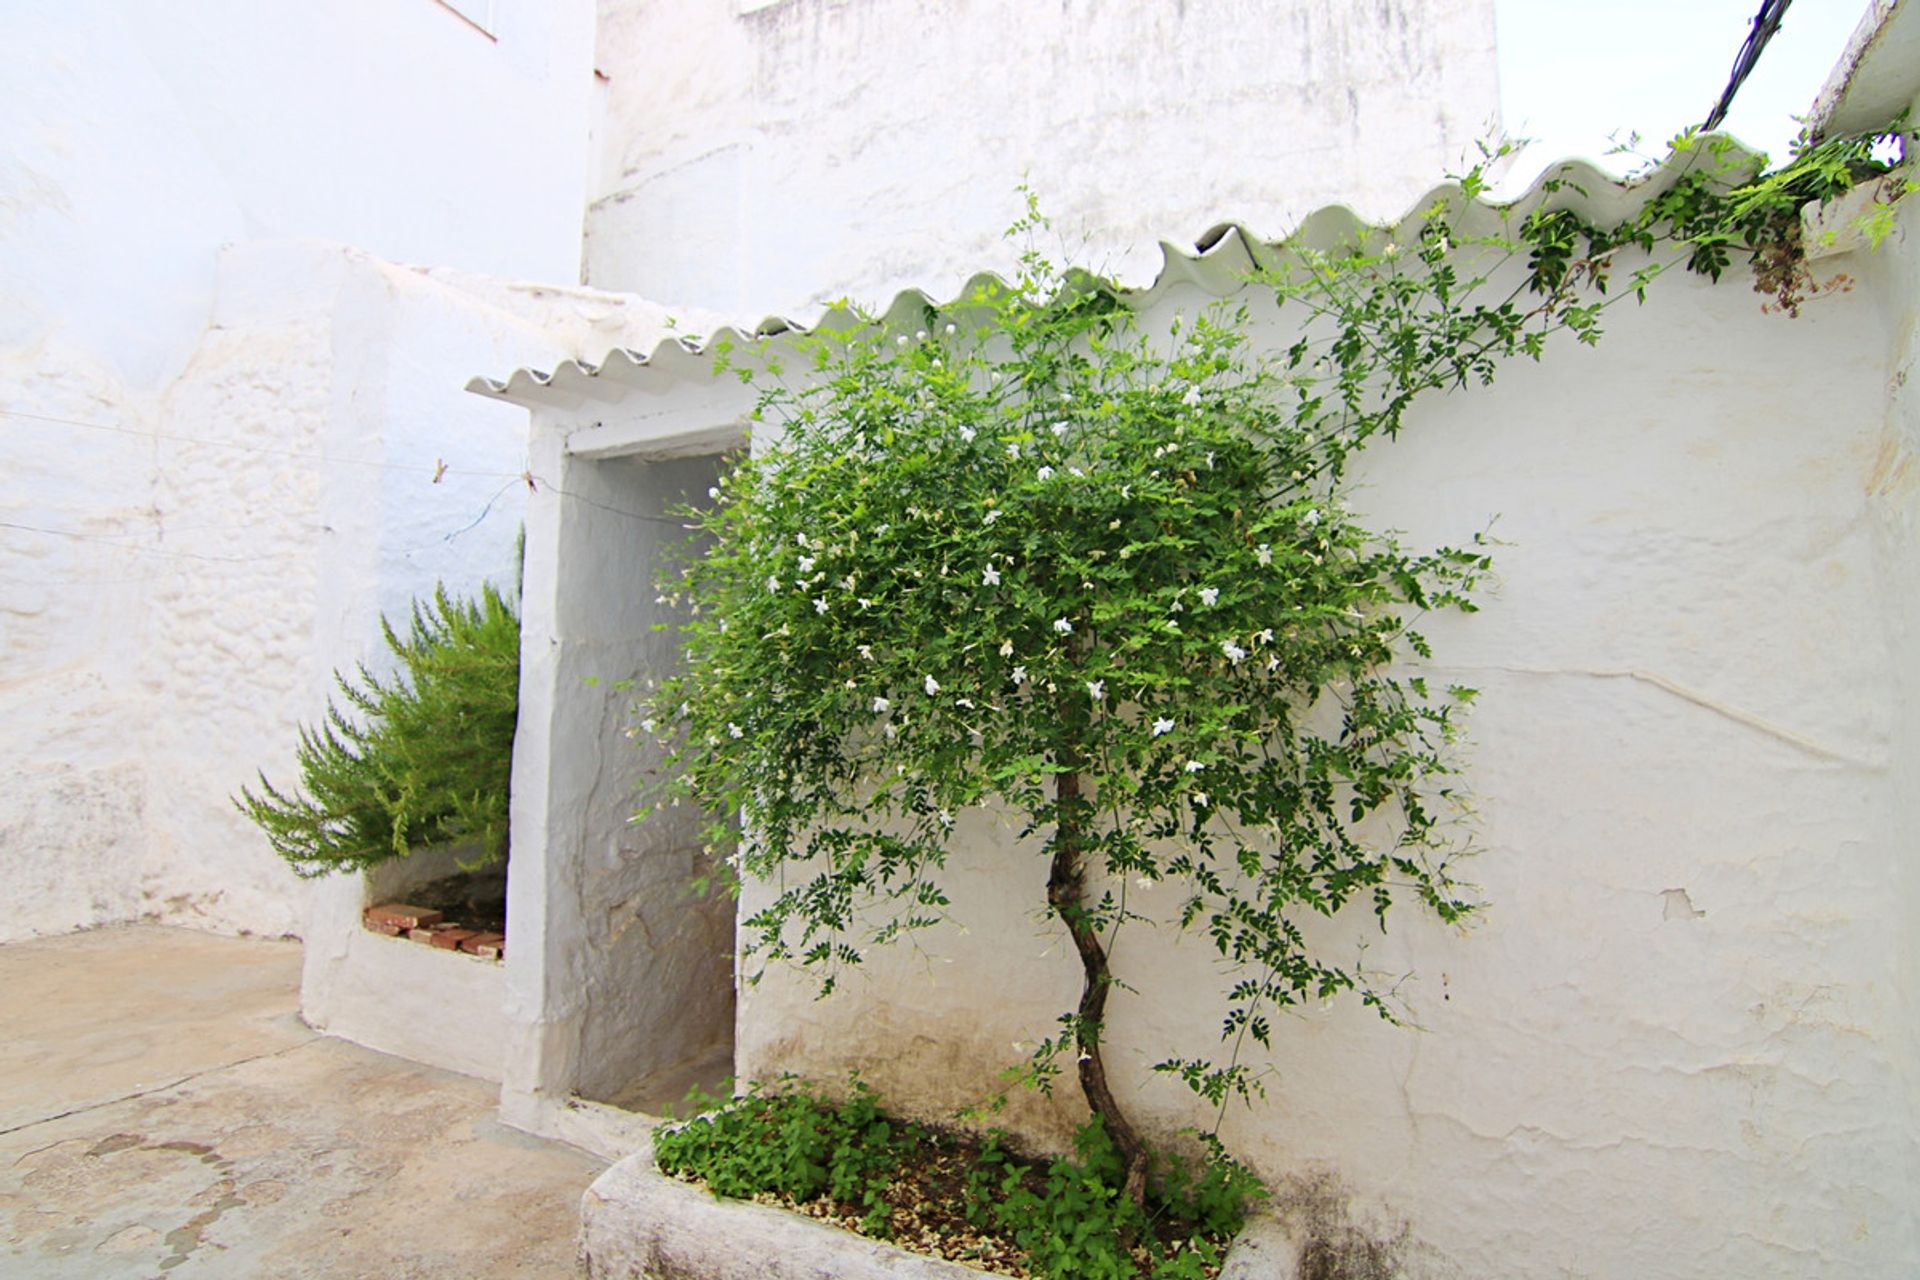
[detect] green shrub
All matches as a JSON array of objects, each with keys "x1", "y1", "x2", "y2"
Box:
[
  {"x1": 236, "y1": 581, "x2": 520, "y2": 877},
  {"x1": 657, "y1": 1078, "x2": 1261, "y2": 1278},
  {"x1": 654, "y1": 1077, "x2": 915, "y2": 1237}
]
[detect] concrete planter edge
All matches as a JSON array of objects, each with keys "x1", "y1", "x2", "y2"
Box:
[{"x1": 578, "y1": 1135, "x2": 1300, "y2": 1280}]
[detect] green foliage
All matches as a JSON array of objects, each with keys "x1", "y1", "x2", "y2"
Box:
[
  {"x1": 968, "y1": 1119, "x2": 1257, "y2": 1280},
  {"x1": 236, "y1": 582, "x2": 520, "y2": 877},
  {"x1": 657, "y1": 1080, "x2": 1259, "y2": 1278},
  {"x1": 645, "y1": 126, "x2": 1912, "y2": 1142},
  {"x1": 653, "y1": 1077, "x2": 918, "y2": 1237}
]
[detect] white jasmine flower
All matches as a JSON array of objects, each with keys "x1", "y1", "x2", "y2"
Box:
[
  {"x1": 728, "y1": 723, "x2": 744, "y2": 739},
  {"x1": 1007, "y1": 443, "x2": 1021, "y2": 459},
  {"x1": 875, "y1": 524, "x2": 890, "y2": 537},
  {"x1": 1108, "y1": 519, "x2": 1121, "y2": 531},
  {"x1": 841, "y1": 575, "x2": 856, "y2": 591},
  {"x1": 798, "y1": 555, "x2": 815, "y2": 573},
  {"x1": 1087, "y1": 680, "x2": 1106, "y2": 702},
  {"x1": 1011, "y1": 665, "x2": 1029, "y2": 686},
  {"x1": 991, "y1": 371, "x2": 1002, "y2": 383},
  {"x1": 924, "y1": 675, "x2": 941, "y2": 696},
  {"x1": 955, "y1": 697, "x2": 975, "y2": 709},
  {"x1": 1051, "y1": 421, "x2": 1070, "y2": 437},
  {"x1": 1152, "y1": 717, "x2": 1175, "y2": 737},
  {"x1": 916, "y1": 330, "x2": 927, "y2": 341},
  {"x1": 1256, "y1": 628, "x2": 1274, "y2": 645},
  {"x1": 983, "y1": 508, "x2": 1003, "y2": 525},
  {"x1": 859, "y1": 645, "x2": 874, "y2": 660},
  {"x1": 884, "y1": 723, "x2": 897, "y2": 740},
  {"x1": 1185, "y1": 760, "x2": 1205, "y2": 773},
  {"x1": 944, "y1": 323, "x2": 957, "y2": 336},
  {"x1": 1194, "y1": 791, "x2": 1210, "y2": 807},
  {"x1": 640, "y1": 718, "x2": 658, "y2": 734},
  {"x1": 1206, "y1": 451, "x2": 1216, "y2": 469},
  {"x1": 859, "y1": 597, "x2": 874, "y2": 609},
  {"x1": 999, "y1": 639, "x2": 1014, "y2": 657},
  {"x1": 1303, "y1": 507, "x2": 1321, "y2": 527},
  {"x1": 937, "y1": 808, "x2": 953, "y2": 827},
  {"x1": 766, "y1": 575, "x2": 781, "y2": 592},
  {"x1": 1182, "y1": 385, "x2": 1203, "y2": 407},
  {"x1": 960, "y1": 425, "x2": 976, "y2": 441},
  {"x1": 1256, "y1": 544, "x2": 1273, "y2": 566},
  {"x1": 1198, "y1": 587, "x2": 1219, "y2": 607},
  {"x1": 872, "y1": 696, "x2": 890, "y2": 714},
  {"x1": 1052, "y1": 618, "x2": 1074, "y2": 635},
  {"x1": 1060, "y1": 391, "x2": 1073, "y2": 401},
  {"x1": 813, "y1": 597, "x2": 828, "y2": 614},
  {"x1": 707, "y1": 486, "x2": 720, "y2": 499},
  {"x1": 982, "y1": 565, "x2": 1001, "y2": 586},
  {"x1": 896, "y1": 335, "x2": 909, "y2": 346},
  {"x1": 797, "y1": 532, "x2": 811, "y2": 547},
  {"x1": 1068, "y1": 467, "x2": 1084, "y2": 478},
  {"x1": 1222, "y1": 641, "x2": 1247, "y2": 664},
  {"x1": 1268, "y1": 655, "x2": 1281, "y2": 672},
  {"x1": 1037, "y1": 465, "x2": 1054, "y2": 481},
  {"x1": 1165, "y1": 618, "x2": 1179, "y2": 632}
]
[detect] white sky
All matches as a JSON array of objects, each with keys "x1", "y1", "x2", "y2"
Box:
[{"x1": 1492, "y1": 0, "x2": 1872, "y2": 192}]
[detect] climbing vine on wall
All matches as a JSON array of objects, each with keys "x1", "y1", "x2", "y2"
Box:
[{"x1": 640, "y1": 125, "x2": 1910, "y2": 1182}]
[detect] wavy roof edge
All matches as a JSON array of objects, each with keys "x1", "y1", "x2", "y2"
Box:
[{"x1": 468, "y1": 143, "x2": 1765, "y2": 407}]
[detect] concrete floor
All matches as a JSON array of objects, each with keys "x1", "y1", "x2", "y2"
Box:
[{"x1": 0, "y1": 925, "x2": 605, "y2": 1278}]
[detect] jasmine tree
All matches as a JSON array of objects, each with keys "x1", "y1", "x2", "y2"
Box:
[{"x1": 645, "y1": 133, "x2": 1909, "y2": 1181}]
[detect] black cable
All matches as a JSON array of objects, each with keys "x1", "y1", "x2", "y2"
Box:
[{"x1": 1703, "y1": 0, "x2": 1795, "y2": 132}]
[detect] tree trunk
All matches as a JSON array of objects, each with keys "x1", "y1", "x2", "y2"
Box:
[{"x1": 1047, "y1": 763, "x2": 1149, "y2": 1197}]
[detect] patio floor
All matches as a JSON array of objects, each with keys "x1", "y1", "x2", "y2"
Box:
[{"x1": 0, "y1": 924, "x2": 603, "y2": 1278}]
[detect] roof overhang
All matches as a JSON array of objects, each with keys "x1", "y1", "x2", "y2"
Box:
[{"x1": 1810, "y1": 0, "x2": 1920, "y2": 140}]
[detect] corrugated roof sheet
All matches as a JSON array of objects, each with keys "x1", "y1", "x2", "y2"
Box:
[{"x1": 467, "y1": 147, "x2": 1765, "y2": 408}]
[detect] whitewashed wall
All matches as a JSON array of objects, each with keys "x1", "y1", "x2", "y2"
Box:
[
  {"x1": 0, "y1": 0, "x2": 607, "y2": 942},
  {"x1": 587, "y1": 0, "x2": 1501, "y2": 321},
  {"x1": 712, "y1": 209, "x2": 1920, "y2": 1275}
]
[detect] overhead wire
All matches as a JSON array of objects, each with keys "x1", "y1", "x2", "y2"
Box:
[{"x1": 1702, "y1": 0, "x2": 1795, "y2": 134}]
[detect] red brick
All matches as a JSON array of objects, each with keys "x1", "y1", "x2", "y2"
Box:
[
  {"x1": 363, "y1": 919, "x2": 403, "y2": 937},
  {"x1": 429, "y1": 928, "x2": 478, "y2": 951},
  {"x1": 460, "y1": 931, "x2": 506, "y2": 960},
  {"x1": 366, "y1": 903, "x2": 442, "y2": 930}
]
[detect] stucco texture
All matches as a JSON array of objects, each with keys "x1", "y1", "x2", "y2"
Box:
[
  {"x1": 708, "y1": 222, "x2": 1920, "y2": 1276},
  {"x1": 587, "y1": 0, "x2": 1501, "y2": 321}
]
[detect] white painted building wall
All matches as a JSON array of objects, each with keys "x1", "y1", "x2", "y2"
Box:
[
  {"x1": 586, "y1": 0, "x2": 1501, "y2": 322},
  {"x1": 730, "y1": 224, "x2": 1920, "y2": 1275},
  {"x1": 488, "y1": 174, "x2": 1920, "y2": 1274},
  {"x1": 0, "y1": 0, "x2": 614, "y2": 942}
]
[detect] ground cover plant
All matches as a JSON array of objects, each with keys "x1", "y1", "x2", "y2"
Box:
[
  {"x1": 237, "y1": 581, "x2": 520, "y2": 876},
  {"x1": 654, "y1": 1077, "x2": 1260, "y2": 1279},
  {"x1": 643, "y1": 126, "x2": 1910, "y2": 1265}
]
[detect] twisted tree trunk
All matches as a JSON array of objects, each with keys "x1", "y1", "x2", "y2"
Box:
[{"x1": 1047, "y1": 755, "x2": 1149, "y2": 1201}]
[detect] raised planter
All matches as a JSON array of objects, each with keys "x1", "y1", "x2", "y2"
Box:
[
  {"x1": 299, "y1": 844, "x2": 509, "y2": 1081},
  {"x1": 578, "y1": 1134, "x2": 1301, "y2": 1280}
]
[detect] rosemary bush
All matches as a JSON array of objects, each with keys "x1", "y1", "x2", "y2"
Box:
[{"x1": 237, "y1": 581, "x2": 520, "y2": 877}]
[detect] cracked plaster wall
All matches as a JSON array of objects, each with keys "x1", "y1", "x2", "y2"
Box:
[
  {"x1": 729, "y1": 215, "x2": 1920, "y2": 1275},
  {"x1": 585, "y1": 0, "x2": 1500, "y2": 321},
  {"x1": 504, "y1": 445, "x2": 737, "y2": 1116}
]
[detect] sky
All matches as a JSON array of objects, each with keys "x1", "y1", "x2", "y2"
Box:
[{"x1": 1492, "y1": 0, "x2": 1873, "y2": 193}]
